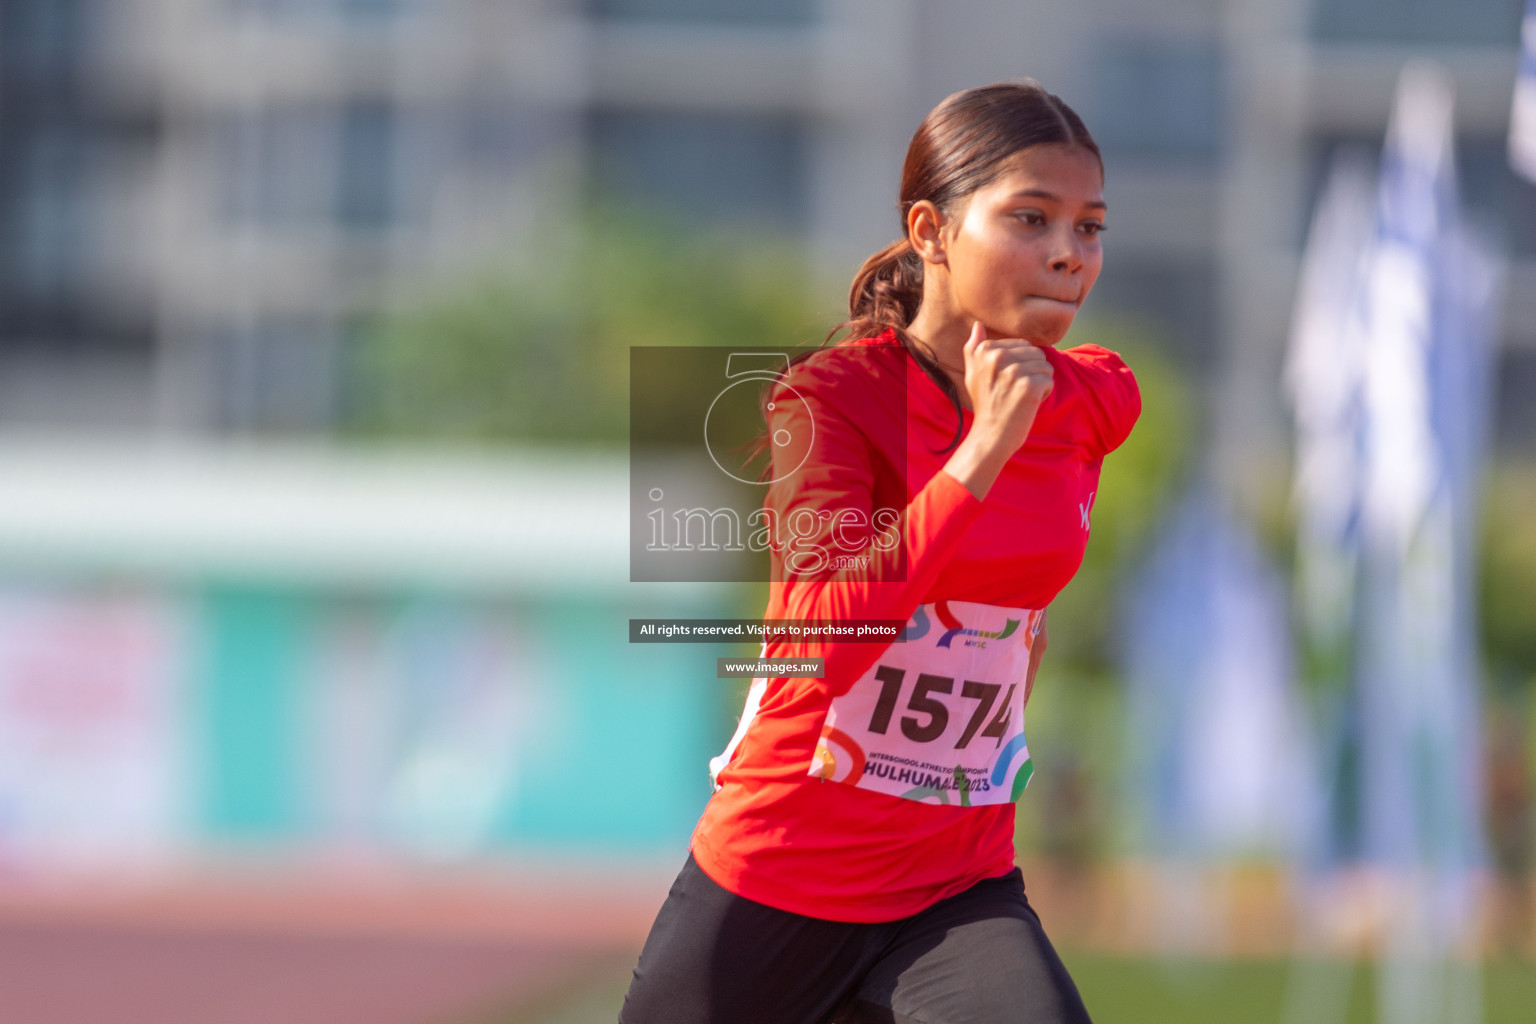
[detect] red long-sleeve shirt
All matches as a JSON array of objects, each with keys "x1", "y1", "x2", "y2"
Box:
[{"x1": 692, "y1": 328, "x2": 1140, "y2": 921}]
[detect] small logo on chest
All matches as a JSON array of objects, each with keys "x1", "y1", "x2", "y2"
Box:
[{"x1": 1079, "y1": 490, "x2": 1096, "y2": 532}]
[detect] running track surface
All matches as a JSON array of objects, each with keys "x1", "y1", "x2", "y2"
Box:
[{"x1": 0, "y1": 865, "x2": 671, "y2": 1024}]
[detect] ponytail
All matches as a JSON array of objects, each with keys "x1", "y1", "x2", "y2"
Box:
[
  {"x1": 828, "y1": 236, "x2": 966, "y2": 454},
  {"x1": 843, "y1": 237, "x2": 924, "y2": 345}
]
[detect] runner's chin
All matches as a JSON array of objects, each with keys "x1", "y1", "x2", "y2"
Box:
[{"x1": 1017, "y1": 297, "x2": 1078, "y2": 345}]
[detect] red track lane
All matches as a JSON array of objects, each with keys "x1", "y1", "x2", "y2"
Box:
[{"x1": 0, "y1": 868, "x2": 672, "y2": 1024}]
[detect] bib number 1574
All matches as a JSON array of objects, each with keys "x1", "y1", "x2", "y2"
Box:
[{"x1": 867, "y1": 665, "x2": 1016, "y2": 748}]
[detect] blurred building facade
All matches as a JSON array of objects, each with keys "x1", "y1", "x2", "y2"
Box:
[
  {"x1": 0, "y1": 0, "x2": 1531, "y2": 460},
  {"x1": 0, "y1": 440, "x2": 728, "y2": 866}
]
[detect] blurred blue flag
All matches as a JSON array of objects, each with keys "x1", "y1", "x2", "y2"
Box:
[
  {"x1": 1352, "y1": 63, "x2": 1497, "y2": 1024},
  {"x1": 1511, "y1": 0, "x2": 1536, "y2": 182},
  {"x1": 1284, "y1": 151, "x2": 1375, "y2": 888},
  {"x1": 1284, "y1": 60, "x2": 1499, "y2": 1024},
  {"x1": 1123, "y1": 485, "x2": 1313, "y2": 957},
  {"x1": 1286, "y1": 152, "x2": 1373, "y2": 642}
]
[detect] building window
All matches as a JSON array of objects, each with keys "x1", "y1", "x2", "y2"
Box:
[
  {"x1": 588, "y1": 0, "x2": 816, "y2": 27},
  {"x1": 1089, "y1": 39, "x2": 1223, "y2": 165},
  {"x1": 6, "y1": 127, "x2": 89, "y2": 301},
  {"x1": 212, "y1": 319, "x2": 342, "y2": 431},
  {"x1": 220, "y1": 102, "x2": 400, "y2": 231},
  {"x1": 338, "y1": 100, "x2": 397, "y2": 230},
  {"x1": 0, "y1": 0, "x2": 156, "y2": 351},
  {"x1": 1310, "y1": 0, "x2": 1523, "y2": 45},
  {"x1": 0, "y1": 0, "x2": 90, "y2": 87},
  {"x1": 588, "y1": 111, "x2": 808, "y2": 231},
  {"x1": 228, "y1": 0, "x2": 405, "y2": 22},
  {"x1": 221, "y1": 107, "x2": 335, "y2": 226},
  {"x1": 0, "y1": 0, "x2": 93, "y2": 302},
  {"x1": 335, "y1": 0, "x2": 401, "y2": 19}
]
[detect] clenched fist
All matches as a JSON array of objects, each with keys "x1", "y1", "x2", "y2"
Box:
[{"x1": 961, "y1": 321, "x2": 1055, "y2": 456}]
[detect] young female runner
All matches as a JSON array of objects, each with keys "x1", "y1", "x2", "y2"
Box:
[{"x1": 621, "y1": 80, "x2": 1140, "y2": 1024}]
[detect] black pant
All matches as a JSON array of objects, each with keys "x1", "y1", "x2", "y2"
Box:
[{"x1": 619, "y1": 854, "x2": 1092, "y2": 1024}]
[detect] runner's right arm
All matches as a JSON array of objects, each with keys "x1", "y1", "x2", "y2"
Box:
[{"x1": 762, "y1": 328, "x2": 1050, "y2": 690}]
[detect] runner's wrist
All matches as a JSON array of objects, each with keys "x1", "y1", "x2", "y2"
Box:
[{"x1": 943, "y1": 435, "x2": 1009, "y2": 501}]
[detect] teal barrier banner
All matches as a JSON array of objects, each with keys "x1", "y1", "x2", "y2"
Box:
[{"x1": 0, "y1": 582, "x2": 726, "y2": 865}]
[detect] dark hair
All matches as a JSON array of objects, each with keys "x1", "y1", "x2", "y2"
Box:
[{"x1": 840, "y1": 80, "x2": 1101, "y2": 452}]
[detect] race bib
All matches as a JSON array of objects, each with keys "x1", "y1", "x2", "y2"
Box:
[{"x1": 808, "y1": 600, "x2": 1043, "y2": 806}]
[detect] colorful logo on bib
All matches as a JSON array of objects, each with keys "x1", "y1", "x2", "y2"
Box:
[
  {"x1": 992, "y1": 733, "x2": 1035, "y2": 800},
  {"x1": 935, "y1": 600, "x2": 1021, "y2": 649},
  {"x1": 901, "y1": 604, "x2": 931, "y2": 642},
  {"x1": 810, "y1": 726, "x2": 866, "y2": 784}
]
